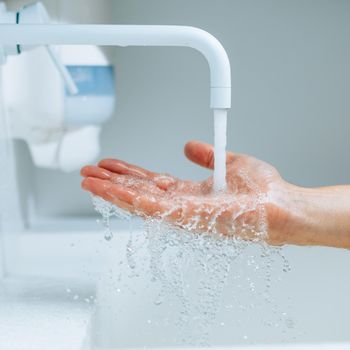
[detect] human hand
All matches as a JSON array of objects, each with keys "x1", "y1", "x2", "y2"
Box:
[{"x1": 81, "y1": 141, "x2": 292, "y2": 245}]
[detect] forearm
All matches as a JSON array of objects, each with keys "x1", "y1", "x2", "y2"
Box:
[{"x1": 275, "y1": 185, "x2": 350, "y2": 249}]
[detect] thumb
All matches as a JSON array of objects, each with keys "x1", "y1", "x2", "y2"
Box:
[{"x1": 184, "y1": 140, "x2": 234, "y2": 170}]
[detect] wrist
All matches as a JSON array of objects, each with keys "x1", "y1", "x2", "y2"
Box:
[{"x1": 267, "y1": 183, "x2": 350, "y2": 248}]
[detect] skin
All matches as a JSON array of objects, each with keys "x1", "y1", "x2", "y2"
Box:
[{"x1": 81, "y1": 141, "x2": 350, "y2": 249}]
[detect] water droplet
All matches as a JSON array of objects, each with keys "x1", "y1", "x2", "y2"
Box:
[{"x1": 104, "y1": 230, "x2": 113, "y2": 241}]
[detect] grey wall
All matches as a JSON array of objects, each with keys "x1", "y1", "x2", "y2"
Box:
[{"x1": 11, "y1": 0, "x2": 350, "y2": 217}]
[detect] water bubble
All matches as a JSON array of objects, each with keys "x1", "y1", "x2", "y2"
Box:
[{"x1": 92, "y1": 195, "x2": 133, "y2": 242}]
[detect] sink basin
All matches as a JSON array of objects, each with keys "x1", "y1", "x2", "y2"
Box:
[{"x1": 1, "y1": 219, "x2": 350, "y2": 350}]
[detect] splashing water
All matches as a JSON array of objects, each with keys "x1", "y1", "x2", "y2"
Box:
[
  {"x1": 143, "y1": 220, "x2": 247, "y2": 345},
  {"x1": 91, "y1": 166, "x2": 293, "y2": 346},
  {"x1": 90, "y1": 112, "x2": 293, "y2": 345},
  {"x1": 92, "y1": 195, "x2": 132, "y2": 241},
  {"x1": 213, "y1": 109, "x2": 227, "y2": 192}
]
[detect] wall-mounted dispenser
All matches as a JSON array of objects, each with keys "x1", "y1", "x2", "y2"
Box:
[
  {"x1": 0, "y1": 2, "x2": 115, "y2": 172},
  {"x1": 0, "y1": 1, "x2": 231, "y2": 178}
]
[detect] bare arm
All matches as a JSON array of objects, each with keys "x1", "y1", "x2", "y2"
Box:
[
  {"x1": 81, "y1": 141, "x2": 350, "y2": 249},
  {"x1": 272, "y1": 185, "x2": 350, "y2": 249}
]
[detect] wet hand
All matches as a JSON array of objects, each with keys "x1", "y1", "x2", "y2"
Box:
[{"x1": 81, "y1": 141, "x2": 291, "y2": 245}]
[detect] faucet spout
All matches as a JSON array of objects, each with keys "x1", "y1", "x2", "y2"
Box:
[{"x1": 0, "y1": 24, "x2": 231, "y2": 109}]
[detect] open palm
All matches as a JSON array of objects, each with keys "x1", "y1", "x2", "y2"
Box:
[{"x1": 81, "y1": 141, "x2": 287, "y2": 245}]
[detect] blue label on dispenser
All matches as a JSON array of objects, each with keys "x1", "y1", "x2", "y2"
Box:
[{"x1": 65, "y1": 65, "x2": 115, "y2": 96}]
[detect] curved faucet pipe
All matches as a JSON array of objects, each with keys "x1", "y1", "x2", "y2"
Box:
[{"x1": 0, "y1": 24, "x2": 231, "y2": 109}]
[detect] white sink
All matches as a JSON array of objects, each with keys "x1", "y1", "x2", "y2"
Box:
[
  {"x1": 1, "y1": 219, "x2": 350, "y2": 350},
  {"x1": 0, "y1": 277, "x2": 94, "y2": 350}
]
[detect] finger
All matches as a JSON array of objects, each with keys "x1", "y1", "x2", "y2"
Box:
[
  {"x1": 81, "y1": 165, "x2": 114, "y2": 180},
  {"x1": 82, "y1": 176, "x2": 167, "y2": 218},
  {"x1": 81, "y1": 177, "x2": 135, "y2": 212},
  {"x1": 98, "y1": 159, "x2": 176, "y2": 191},
  {"x1": 98, "y1": 158, "x2": 156, "y2": 179},
  {"x1": 152, "y1": 174, "x2": 177, "y2": 191},
  {"x1": 81, "y1": 166, "x2": 150, "y2": 190},
  {"x1": 184, "y1": 140, "x2": 235, "y2": 169},
  {"x1": 133, "y1": 195, "x2": 166, "y2": 217}
]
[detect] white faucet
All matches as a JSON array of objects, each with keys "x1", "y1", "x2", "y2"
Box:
[
  {"x1": 0, "y1": 22, "x2": 231, "y2": 110},
  {"x1": 0, "y1": 2, "x2": 231, "y2": 186}
]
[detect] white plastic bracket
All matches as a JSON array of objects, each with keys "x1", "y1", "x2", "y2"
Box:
[{"x1": 0, "y1": 2, "x2": 78, "y2": 95}]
